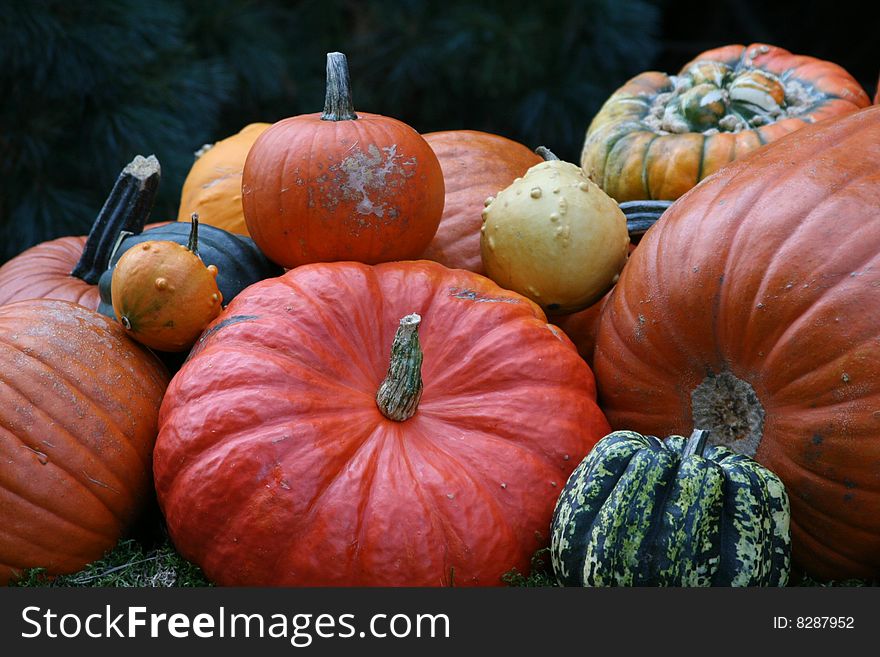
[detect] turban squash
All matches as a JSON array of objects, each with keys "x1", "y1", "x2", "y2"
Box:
[
  {"x1": 582, "y1": 43, "x2": 870, "y2": 202},
  {"x1": 592, "y1": 105, "x2": 880, "y2": 581},
  {"x1": 0, "y1": 299, "x2": 168, "y2": 583},
  {"x1": 154, "y1": 260, "x2": 610, "y2": 586}
]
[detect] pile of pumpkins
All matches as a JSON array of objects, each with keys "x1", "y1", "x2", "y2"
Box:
[{"x1": 1, "y1": 44, "x2": 878, "y2": 587}]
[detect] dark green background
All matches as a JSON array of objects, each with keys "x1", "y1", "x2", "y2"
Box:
[{"x1": 1, "y1": 0, "x2": 876, "y2": 263}]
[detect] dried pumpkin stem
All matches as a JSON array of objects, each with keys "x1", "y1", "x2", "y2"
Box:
[
  {"x1": 376, "y1": 313, "x2": 424, "y2": 422},
  {"x1": 321, "y1": 52, "x2": 358, "y2": 122},
  {"x1": 682, "y1": 429, "x2": 710, "y2": 458},
  {"x1": 71, "y1": 154, "x2": 161, "y2": 284},
  {"x1": 535, "y1": 146, "x2": 560, "y2": 161},
  {"x1": 187, "y1": 213, "x2": 200, "y2": 256}
]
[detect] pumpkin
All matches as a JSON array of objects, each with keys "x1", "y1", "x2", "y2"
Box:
[
  {"x1": 582, "y1": 43, "x2": 870, "y2": 202},
  {"x1": 96, "y1": 217, "x2": 282, "y2": 319},
  {"x1": 241, "y1": 52, "x2": 445, "y2": 268},
  {"x1": 0, "y1": 155, "x2": 160, "y2": 310},
  {"x1": 153, "y1": 260, "x2": 610, "y2": 586},
  {"x1": 421, "y1": 130, "x2": 542, "y2": 273},
  {"x1": 553, "y1": 200, "x2": 672, "y2": 362},
  {"x1": 177, "y1": 123, "x2": 271, "y2": 237},
  {"x1": 480, "y1": 148, "x2": 629, "y2": 314},
  {"x1": 592, "y1": 105, "x2": 880, "y2": 580},
  {"x1": 0, "y1": 299, "x2": 169, "y2": 584},
  {"x1": 112, "y1": 216, "x2": 223, "y2": 352},
  {"x1": 551, "y1": 429, "x2": 791, "y2": 586}
]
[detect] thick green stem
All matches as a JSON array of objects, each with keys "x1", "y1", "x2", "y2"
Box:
[
  {"x1": 321, "y1": 52, "x2": 358, "y2": 121},
  {"x1": 70, "y1": 154, "x2": 160, "y2": 283},
  {"x1": 683, "y1": 429, "x2": 710, "y2": 458},
  {"x1": 376, "y1": 313, "x2": 424, "y2": 422}
]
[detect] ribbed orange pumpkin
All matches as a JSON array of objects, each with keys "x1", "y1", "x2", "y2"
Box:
[
  {"x1": 177, "y1": 123, "x2": 270, "y2": 236},
  {"x1": 593, "y1": 105, "x2": 880, "y2": 581},
  {"x1": 242, "y1": 53, "x2": 444, "y2": 268},
  {"x1": 0, "y1": 299, "x2": 168, "y2": 584},
  {"x1": 154, "y1": 260, "x2": 609, "y2": 586},
  {"x1": 582, "y1": 43, "x2": 870, "y2": 202},
  {"x1": 421, "y1": 130, "x2": 541, "y2": 273}
]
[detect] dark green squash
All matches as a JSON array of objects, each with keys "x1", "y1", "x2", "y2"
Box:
[
  {"x1": 97, "y1": 216, "x2": 283, "y2": 318},
  {"x1": 550, "y1": 429, "x2": 791, "y2": 586}
]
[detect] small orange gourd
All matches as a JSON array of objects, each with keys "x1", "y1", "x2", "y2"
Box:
[{"x1": 111, "y1": 215, "x2": 223, "y2": 352}]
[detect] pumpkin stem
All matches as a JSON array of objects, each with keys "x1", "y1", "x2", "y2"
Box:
[
  {"x1": 535, "y1": 146, "x2": 560, "y2": 161},
  {"x1": 321, "y1": 52, "x2": 358, "y2": 122},
  {"x1": 187, "y1": 213, "x2": 200, "y2": 255},
  {"x1": 376, "y1": 313, "x2": 424, "y2": 422},
  {"x1": 683, "y1": 429, "x2": 710, "y2": 458},
  {"x1": 71, "y1": 154, "x2": 161, "y2": 284}
]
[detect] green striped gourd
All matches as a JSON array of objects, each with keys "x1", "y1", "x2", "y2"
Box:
[{"x1": 550, "y1": 429, "x2": 791, "y2": 586}]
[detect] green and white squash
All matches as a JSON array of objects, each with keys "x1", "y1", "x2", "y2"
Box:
[{"x1": 550, "y1": 429, "x2": 791, "y2": 586}]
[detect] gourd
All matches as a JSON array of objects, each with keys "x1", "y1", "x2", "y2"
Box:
[
  {"x1": 111, "y1": 216, "x2": 223, "y2": 352},
  {"x1": 0, "y1": 299, "x2": 168, "y2": 584},
  {"x1": 480, "y1": 148, "x2": 629, "y2": 314},
  {"x1": 153, "y1": 259, "x2": 610, "y2": 586},
  {"x1": 592, "y1": 105, "x2": 880, "y2": 580},
  {"x1": 551, "y1": 429, "x2": 791, "y2": 586},
  {"x1": 241, "y1": 52, "x2": 445, "y2": 268},
  {"x1": 96, "y1": 218, "x2": 282, "y2": 319},
  {"x1": 177, "y1": 122, "x2": 271, "y2": 236},
  {"x1": 582, "y1": 43, "x2": 870, "y2": 202},
  {"x1": 0, "y1": 155, "x2": 160, "y2": 310},
  {"x1": 421, "y1": 130, "x2": 542, "y2": 273}
]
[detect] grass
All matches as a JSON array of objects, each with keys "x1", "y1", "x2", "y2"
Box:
[
  {"x1": 10, "y1": 536, "x2": 212, "y2": 588},
  {"x1": 8, "y1": 536, "x2": 875, "y2": 588}
]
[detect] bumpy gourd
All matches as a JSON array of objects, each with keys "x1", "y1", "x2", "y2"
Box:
[
  {"x1": 480, "y1": 149, "x2": 629, "y2": 314},
  {"x1": 111, "y1": 216, "x2": 223, "y2": 352}
]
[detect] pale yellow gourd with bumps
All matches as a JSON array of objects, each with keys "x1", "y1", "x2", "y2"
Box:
[{"x1": 480, "y1": 150, "x2": 629, "y2": 314}]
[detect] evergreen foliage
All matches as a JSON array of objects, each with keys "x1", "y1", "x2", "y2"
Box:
[{"x1": 1, "y1": 0, "x2": 660, "y2": 263}]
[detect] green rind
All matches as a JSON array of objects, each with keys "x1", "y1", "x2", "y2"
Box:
[{"x1": 550, "y1": 432, "x2": 792, "y2": 587}]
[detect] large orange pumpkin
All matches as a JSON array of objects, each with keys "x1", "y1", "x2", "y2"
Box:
[
  {"x1": 242, "y1": 53, "x2": 444, "y2": 268},
  {"x1": 0, "y1": 299, "x2": 169, "y2": 584},
  {"x1": 582, "y1": 43, "x2": 870, "y2": 202},
  {"x1": 592, "y1": 105, "x2": 880, "y2": 581},
  {"x1": 0, "y1": 155, "x2": 161, "y2": 310},
  {"x1": 177, "y1": 122, "x2": 270, "y2": 236},
  {"x1": 154, "y1": 260, "x2": 609, "y2": 586},
  {"x1": 421, "y1": 130, "x2": 542, "y2": 273}
]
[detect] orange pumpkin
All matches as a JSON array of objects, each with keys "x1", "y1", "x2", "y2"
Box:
[
  {"x1": 592, "y1": 105, "x2": 880, "y2": 580},
  {"x1": 242, "y1": 53, "x2": 444, "y2": 268},
  {"x1": 582, "y1": 43, "x2": 870, "y2": 202},
  {"x1": 421, "y1": 130, "x2": 541, "y2": 273},
  {"x1": 154, "y1": 260, "x2": 610, "y2": 586},
  {"x1": 0, "y1": 299, "x2": 168, "y2": 584},
  {"x1": 177, "y1": 123, "x2": 270, "y2": 236}
]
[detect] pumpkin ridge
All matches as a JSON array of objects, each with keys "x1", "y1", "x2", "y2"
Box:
[
  {"x1": 0, "y1": 396, "x2": 136, "y2": 528},
  {"x1": 0, "y1": 341, "x2": 152, "y2": 487},
  {"x1": 0, "y1": 480, "x2": 114, "y2": 559},
  {"x1": 392, "y1": 428, "x2": 496, "y2": 584}
]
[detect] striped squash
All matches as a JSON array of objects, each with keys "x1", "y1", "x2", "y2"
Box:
[
  {"x1": 551, "y1": 429, "x2": 791, "y2": 587},
  {"x1": 581, "y1": 43, "x2": 869, "y2": 202}
]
